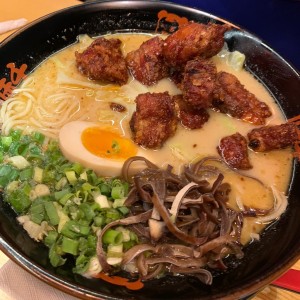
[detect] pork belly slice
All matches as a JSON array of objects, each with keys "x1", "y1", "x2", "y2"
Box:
[
  {"x1": 75, "y1": 37, "x2": 128, "y2": 85},
  {"x1": 247, "y1": 123, "x2": 298, "y2": 152},
  {"x1": 126, "y1": 36, "x2": 169, "y2": 86},
  {"x1": 163, "y1": 22, "x2": 231, "y2": 68},
  {"x1": 213, "y1": 72, "x2": 272, "y2": 125},
  {"x1": 130, "y1": 92, "x2": 177, "y2": 149},
  {"x1": 217, "y1": 132, "x2": 252, "y2": 170}
]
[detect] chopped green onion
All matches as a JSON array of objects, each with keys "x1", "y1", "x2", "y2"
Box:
[
  {"x1": 0, "y1": 165, "x2": 19, "y2": 187},
  {"x1": 10, "y1": 129, "x2": 22, "y2": 141},
  {"x1": 112, "y1": 197, "x2": 126, "y2": 208},
  {"x1": 49, "y1": 244, "x2": 66, "y2": 267},
  {"x1": 94, "y1": 194, "x2": 111, "y2": 208},
  {"x1": 19, "y1": 167, "x2": 33, "y2": 181},
  {"x1": 29, "y1": 200, "x2": 45, "y2": 224},
  {"x1": 31, "y1": 131, "x2": 45, "y2": 144},
  {"x1": 58, "y1": 192, "x2": 74, "y2": 206},
  {"x1": 79, "y1": 171, "x2": 88, "y2": 181},
  {"x1": 54, "y1": 202, "x2": 70, "y2": 233},
  {"x1": 123, "y1": 240, "x2": 137, "y2": 251},
  {"x1": 65, "y1": 170, "x2": 77, "y2": 185},
  {"x1": 44, "y1": 202, "x2": 60, "y2": 226},
  {"x1": 43, "y1": 167, "x2": 57, "y2": 183},
  {"x1": 29, "y1": 145, "x2": 42, "y2": 156},
  {"x1": 62, "y1": 236, "x2": 79, "y2": 255},
  {"x1": 71, "y1": 163, "x2": 84, "y2": 175},
  {"x1": 7, "y1": 155, "x2": 30, "y2": 169},
  {"x1": 78, "y1": 237, "x2": 88, "y2": 252},
  {"x1": 118, "y1": 206, "x2": 129, "y2": 215},
  {"x1": 55, "y1": 177, "x2": 68, "y2": 190},
  {"x1": 6, "y1": 180, "x2": 19, "y2": 193},
  {"x1": 111, "y1": 186, "x2": 125, "y2": 200},
  {"x1": 79, "y1": 203, "x2": 95, "y2": 222},
  {"x1": 61, "y1": 220, "x2": 90, "y2": 238},
  {"x1": 0, "y1": 130, "x2": 133, "y2": 271},
  {"x1": 0, "y1": 164, "x2": 14, "y2": 177},
  {"x1": 94, "y1": 215, "x2": 105, "y2": 227},
  {"x1": 106, "y1": 244, "x2": 123, "y2": 265},
  {"x1": 102, "y1": 229, "x2": 123, "y2": 245},
  {"x1": 87, "y1": 235, "x2": 97, "y2": 249},
  {"x1": 1, "y1": 136, "x2": 12, "y2": 150},
  {"x1": 106, "y1": 208, "x2": 121, "y2": 221},
  {"x1": 33, "y1": 166, "x2": 44, "y2": 183},
  {"x1": 100, "y1": 183, "x2": 111, "y2": 196},
  {"x1": 54, "y1": 188, "x2": 71, "y2": 201},
  {"x1": 6, "y1": 187, "x2": 31, "y2": 213},
  {"x1": 44, "y1": 231, "x2": 58, "y2": 247},
  {"x1": 115, "y1": 226, "x2": 130, "y2": 242},
  {"x1": 16, "y1": 143, "x2": 30, "y2": 156},
  {"x1": 74, "y1": 254, "x2": 90, "y2": 274}
]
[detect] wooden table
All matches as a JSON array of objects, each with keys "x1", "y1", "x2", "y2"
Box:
[
  {"x1": 0, "y1": 0, "x2": 299, "y2": 299},
  {"x1": 255, "y1": 260, "x2": 300, "y2": 300}
]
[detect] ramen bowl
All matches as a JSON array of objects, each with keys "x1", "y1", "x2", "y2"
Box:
[{"x1": 0, "y1": 1, "x2": 300, "y2": 299}]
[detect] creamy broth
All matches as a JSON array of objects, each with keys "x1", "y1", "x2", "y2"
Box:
[{"x1": 2, "y1": 33, "x2": 293, "y2": 245}]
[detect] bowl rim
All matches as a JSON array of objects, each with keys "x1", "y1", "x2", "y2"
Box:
[{"x1": 0, "y1": 1, "x2": 300, "y2": 299}]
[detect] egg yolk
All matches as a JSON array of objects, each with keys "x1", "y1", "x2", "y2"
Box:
[{"x1": 81, "y1": 127, "x2": 137, "y2": 160}]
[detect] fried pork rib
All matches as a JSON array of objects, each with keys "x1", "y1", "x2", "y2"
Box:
[
  {"x1": 217, "y1": 132, "x2": 252, "y2": 170},
  {"x1": 75, "y1": 37, "x2": 128, "y2": 85},
  {"x1": 174, "y1": 95, "x2": 210, "y2": 129},
  {"x1": 247, "y1": 123, "x2": 298, "y2": 152},
  {"x1": 163, "y1": 22, "x2": 231, "y2": 68},
  {"x1": 213, "y1": 72, "x2": 272, "y2": 125},
  {"x1": 130, "y1": 92, "x2": 177, "y2": 149},
  {"x1": 181, "y1": 57, "x2": 217, "y2": 109},
  {"x1": 126, "y1": 36, "x2": 169, "y2": 86}
]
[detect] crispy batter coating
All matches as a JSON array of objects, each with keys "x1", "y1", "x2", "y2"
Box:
[
  {"x1": 126, "y1": 36, "x2": 169, "y2": 86},
  {"x1": 247, "y1": 123, "x2": 298, "y2": 152},
  {"x1": 174, "y1": 95, "x2": 210, "y2": 129},
  {"x1": 130, "y1": 92, "x2": 177, "y2": 149},
  {"x1": 75, "y1": 37, "x2": 128, "y2": 85},
  {"x1": 217, "y1": 132, "x2": 252, "y2": 170},
  {"x1": 181, "y1": 58, "x2": 217, "y2": 109},
  {"x1": 163, "y1": 22, "x2": 231, "y2": 68},
  {"x1": 169, "y1": 67, "x2": 184, "y2": 89},
  {"x1": 213, "y1": 72, "x2": 272, "y2": 125}
]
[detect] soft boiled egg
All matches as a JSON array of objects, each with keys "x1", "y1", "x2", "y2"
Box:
[{"x1": 59, "y1": 121, "x2": 141, "y2": 177}]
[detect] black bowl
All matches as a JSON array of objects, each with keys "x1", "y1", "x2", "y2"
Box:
[{"x1": 0, "y1": 1, "x2": 300, "y2": 299}]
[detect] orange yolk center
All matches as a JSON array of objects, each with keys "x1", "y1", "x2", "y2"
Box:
[{"x1": 81, "y1": 127, "x2": 137, "y2": 160}]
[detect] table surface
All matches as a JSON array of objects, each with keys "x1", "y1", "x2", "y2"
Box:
[{"x1": 0, "y1": 0, "x2": 299, "y2": 299}]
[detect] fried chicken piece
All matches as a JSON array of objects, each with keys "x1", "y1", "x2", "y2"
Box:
[
  {"x1": 163, "y1": 22, "x2": 231, "y2": 68},
  {"x1": 169, "y1": 67, "x2": 184, "y2": 89},
  {"x1": 126, "y1": 36, "x2": 169, "y2": 86},
  {"x1": 130, "y1": 92, "x2": 177, "y2": 149},
  {"x1": 247, "y1": 123, "x2": 298, "y2": 152},
  {"x1": 181, "y1": 58, "x2": 217, "y2": 109},
  {"x1": 213, "y1": 72, "x2": 272, "y2": 125},
  {"x1": 217, "y1": 132, "x2": 252, "y2": 170},
  {"x1": 75, "y1": 37, "x2": 128, "y2": 85},
  {"x1": 174, "y1": 95, "x2": 210, "y2": 129}
]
